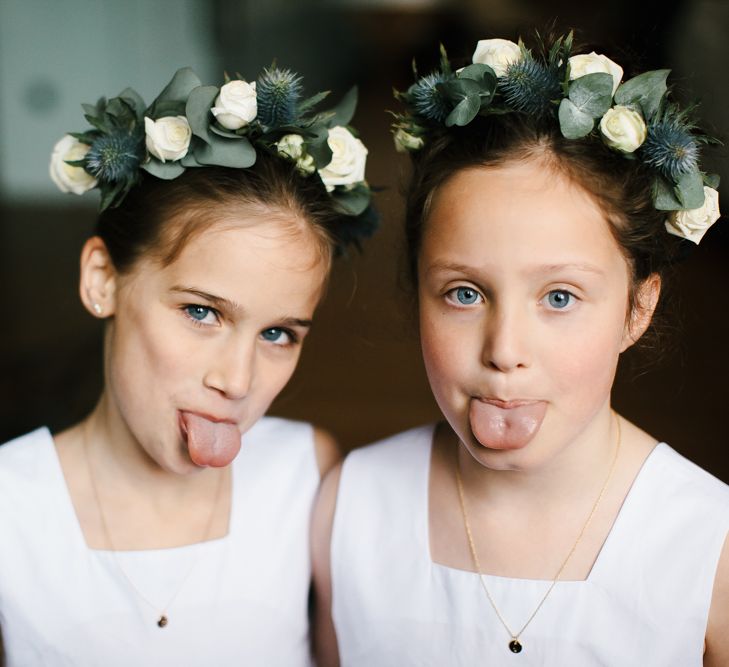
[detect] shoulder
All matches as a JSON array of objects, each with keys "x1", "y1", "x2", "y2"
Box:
[
  {"x1": 246, "y1": 415, "x2": 316, "y2": 443},
  {"x1": 243, "y1": 417, "x2": 341, "y2": 477},
  {"x1": 0, "y1": 428, "x2": 54, "y2": 482},
  {"x1": 652, "y1": 443, "x2": 729, "y2": 510},
  {"x1": 344, "y1": 423, "x2": 436, "y2": 472},
  {"x1": 0, "y1": 428, "x2": 56, "y2": 537},
  {"x1": 706, "y1": 534, "x2": 729, "y2": 665}
]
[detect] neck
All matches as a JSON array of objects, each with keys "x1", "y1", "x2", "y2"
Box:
[
  {"x1": 83, "y1": 391, "x2": 224, "y2": 507},
  {"x1": 456, "y1": 401, "x2": 619, "y2": 511}
]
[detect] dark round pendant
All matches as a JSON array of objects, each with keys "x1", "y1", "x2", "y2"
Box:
[
  {"x1": 157, "y1": 615, "x2": 168, "y2": 628},
  {"x1": 508, "y1": 639, "x2": 522, "y2": 653}
]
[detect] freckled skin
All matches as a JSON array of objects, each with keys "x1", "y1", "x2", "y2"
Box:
[{"x1": 418, "y1": 161, "x2": 637, "y2": 472}]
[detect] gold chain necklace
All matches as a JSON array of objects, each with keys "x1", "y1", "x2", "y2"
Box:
[
  {"x1": 83, "y1": 424, "x2": 225, "y2": 628},
  {"x1": 454, "y1": 414, "x2": 621, "y2": 654}
]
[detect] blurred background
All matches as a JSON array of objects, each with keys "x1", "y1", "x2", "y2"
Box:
[{"x1": 1, "y1": 0, "x2": 728, "y2": 481}]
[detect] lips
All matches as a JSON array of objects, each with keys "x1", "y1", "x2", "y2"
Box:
[
  {"x1": 469, "y1": 397, "x2": 547, "y2": 450},
  {"x1": 179, "y1": 411, "x2": 242, "y2": 468}
]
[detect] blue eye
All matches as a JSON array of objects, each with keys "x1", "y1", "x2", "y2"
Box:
[
  {"x1": 546, "y1": 290, "x2": 573, "y2": 309},
  {"x1": 454, "y1": 287, "x2": 481, "y2": 305},
  {"x1": 261, "y1": 327, "x2": 294, "y2": 346},
  {"x1": 185, "y1": 305, "x2": 217, "y2": 324}
]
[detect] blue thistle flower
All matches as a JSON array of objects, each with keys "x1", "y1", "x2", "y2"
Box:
[
  {"x1": 86, "y1": 131, "x2": 145, "y2": 183},
  {"x1": 500, "y1": 56, "x2": 560, "y2": 118},
  {"x1": 409, "y1": 72, "x2": 451, "y2": 123},
  {"x1": 641, "y1": 119, "x2": 699, "y2": 181},
  {"x1": 256, "y1": 67, "x2": 303, "y2": 127}
]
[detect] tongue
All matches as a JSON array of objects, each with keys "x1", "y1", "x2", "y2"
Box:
[
  {"x1": 469, "y1": 400, "x2": 547, "y2": 450},
  {"x1": 181, "y1": 412, "x2": 241, "y2": 468}
]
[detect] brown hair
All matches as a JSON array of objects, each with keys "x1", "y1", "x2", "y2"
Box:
[
  {"x1": 96, "y1": 151, "x2": 340, "y2": 274},
  {"x1": 405, "y1": 113, "x2": 681, "y2": 331}
]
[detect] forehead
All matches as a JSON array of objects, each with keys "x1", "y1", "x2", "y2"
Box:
[
  {"x1": 126, "y1": 216, "x2": 329, "y2": 314},
  {"x1": 422, "y1": 161, "x2": 624, "y2": 272}
]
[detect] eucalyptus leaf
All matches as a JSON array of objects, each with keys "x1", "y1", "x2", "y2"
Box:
[
  {"x1": 568, "y1": 73, "x2": 613, "y2": 118},
  {"x1": 180, "y1": 152, "x2": 204, "y2": 167},
  {"x1": 558, "y1": 99, "x2": 594, "y2": 139},
  {"x1": 118, "y1": 87, "x2": 146, "y2": 119},
  {"x1": 614, "y1": 70, "x2": 669, "y2": 121},
  {"x1": 193, "y1": 134, "x2": 256, "y2": 168},
  {"x1": 458, "y1": 63, "x2": 496, "y2": 80},
  {"x1": 149, "y1": 100, "x2": 186, "y2": 119},
  {"x1": 154, "y1": 67, "x2": 201, "y2": 105},
  {"x1": 306, "y1": 125, "x2": 333, "y2": 168},
  {"x1": 209, "y1": 124, "x2": 247, "y2": 139},
  {"x1": 329, "y1": 87, "x2": 358, "y2": 127},
  {"x1": 146, "y1": 68, "x2": 201, "y2": 120},
  {"x1": 333, "y1": 184, "x2": 370, "y2": 216},
  {"x1": 675, "y1": 170, "x2": 705, "y2": 209},
  {"x1": 654, "y1": 176, "x2": 683, "y2": 210},
  {"x1": 704, "y1": 173, "x2": 720, "y2": 189},
  {"x1": 186, "y1": 85, "x2": 218, "y2": 144},
  {"x1": 142, "y1": 158, "x2": 186, "y2": 180},
  {"x1": 445, "y1": 93, "x2": 481, "y2": 127},
  {"x1": 438, "y1": 78, "x2": 481, "y2": 104},
  {"x1": 106, "y1": 97, "x2": 135, "y2": 123}
]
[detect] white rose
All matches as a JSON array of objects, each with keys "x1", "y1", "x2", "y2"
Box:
[
  {"x1": 472, "y1": 38, "x2": 522, "y2": 77},
  {"x1": 276, "y1": 133, "x2": 316, "y2": 174},
  {"x1": 211, "y1": 80, "x2": 257, "y2": 130},
  {"x1": 318, "y1": 126, "x2": 368, "y2": 192},
  {"x1": 49, "y1": 135, "x2": 97, "y2": 195},
  {"x1": 144, "y1": 116, "x2": 191, "y2": 162},
  {"x1": 569, "y1": 52, "x2": 623, "y2": 95},
  {"x1": 393, "y1": 128, "x2": 424, "y2": 153},
  {"x1": 665, "y1": 187, "x2": 721, "y2": 244},
  {"x1": 599, "y1": 105, "x2": 647, "y2": 153}
]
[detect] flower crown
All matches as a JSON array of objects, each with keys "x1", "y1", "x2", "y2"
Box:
[
  {"x1": 392, "y1": 33, "x2": 722, "y2": 244},
  {"x1": 50, "y1": 66, "x2": 377, "y2": 247}
]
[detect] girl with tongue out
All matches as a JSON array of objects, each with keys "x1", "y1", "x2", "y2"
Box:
[
  {"x1": 0, "y1": 68, "x2": 375, "y2": 665},
  {"x1": 312, "y1": 34, "x2": 729, "y2": 666}
]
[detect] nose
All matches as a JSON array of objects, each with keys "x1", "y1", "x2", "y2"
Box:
[
  {"x1": 203, "y1": 334, "x2": 256, "y2": 400},
  {"x1": 481, "y1": 302, "x2": 530, "y2": 373}
]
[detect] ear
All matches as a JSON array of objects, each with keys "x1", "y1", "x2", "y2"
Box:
[
  {"x1": 621, "y1": 273, "x2": 661, "y2": 352},
  {"x1": 79, "y1": 236, "x2": 117, "y2": 318}
]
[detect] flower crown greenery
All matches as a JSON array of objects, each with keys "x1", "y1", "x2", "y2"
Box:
[
  {"x1": 50, "y1": 66, "x2": 377, "y2": 248},
  {"x1": 392, "y1": 32, "x2": 722, "y2": 244}
]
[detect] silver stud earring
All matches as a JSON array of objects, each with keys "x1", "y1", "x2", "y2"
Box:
[{"x1": 93, "y1": 303, "x2": 103, "y2": 316}]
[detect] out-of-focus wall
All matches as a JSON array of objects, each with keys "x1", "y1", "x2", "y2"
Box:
[{"x1": 0, "y1": 0, "x2": 218, "y2": 202}]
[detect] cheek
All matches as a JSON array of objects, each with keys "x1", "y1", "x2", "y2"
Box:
[
  {"x1": 108, "y1": 306, "x2": 194, "y2": 413},
  {"x1": 547, "y1": 326, "x2": 621, "y2": 405},
  {"x1": 419, "y1": 301, "x2": 470, "y2": 401}
]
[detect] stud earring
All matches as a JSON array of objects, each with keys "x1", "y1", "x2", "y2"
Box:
[{"x1": 93, "y1": 303, "x2": 103, "y2": 316}]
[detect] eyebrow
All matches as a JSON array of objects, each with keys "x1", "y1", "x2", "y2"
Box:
[
  {"x1": 169, "y1": 286, "x2": 313, "y2": 328},
  {"x1": 426, "y1": 261, "x2": 606, "y2": 277}
]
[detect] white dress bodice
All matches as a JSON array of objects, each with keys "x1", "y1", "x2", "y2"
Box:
[
  {"x1": 0, "y1": 417, "x2": 319, "y2": 666},
  {"x1": 331, "y1": 425, "x2": 729, "y2": 666}
]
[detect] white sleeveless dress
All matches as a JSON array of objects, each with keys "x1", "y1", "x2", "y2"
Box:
[
  {"x1": 331, "y1": 424, "x2": 729, "y2": 666},
  {"x1": 0, "y1": 417, "x2": 319, "y2": 667}
]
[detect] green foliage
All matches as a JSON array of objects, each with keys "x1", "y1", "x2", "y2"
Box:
[
  {"x1": 194, "y1": 134, "x2": 256, "y2": 168},
  {"x1": 147, "y1": 67, "x2": 202, "y2": 119},
  {"x1": 394, "y1": 31, "x2": 718, "y2": 218},
  {"x1": 614, "y1": 70, "x2": 669, "y2": 121},
  {"x1": 56, "y1": 64, "x2": 377, "y2": 248}
]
